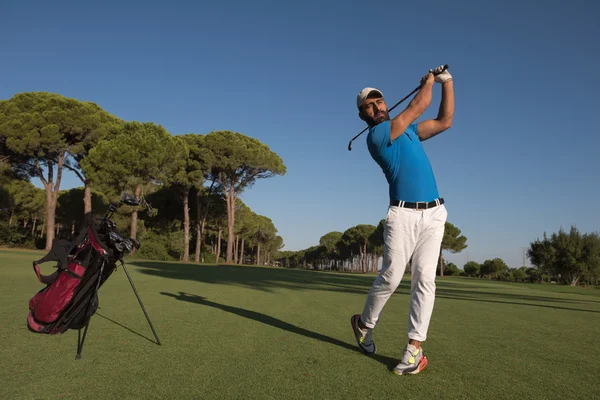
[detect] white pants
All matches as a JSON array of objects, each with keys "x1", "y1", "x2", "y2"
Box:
[{"x1": 360, "y1": 203, "x2": 447, "y2": 342}]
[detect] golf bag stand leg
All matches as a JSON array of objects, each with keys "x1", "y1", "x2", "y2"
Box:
[
  {"x1": 120, "y1": 260, "x2": 161, "y2": 345},
  {"x1": 76, "y1": 260, "x2": 106, "y2": 360}
]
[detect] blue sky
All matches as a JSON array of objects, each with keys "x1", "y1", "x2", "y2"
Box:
[{"x1": 1, "y1": 0, "x2": 599, "y2": 268}]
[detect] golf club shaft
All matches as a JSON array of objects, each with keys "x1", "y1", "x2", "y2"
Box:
[{"x1": 348, "y1": 64, "x2": 448, "y2": 151}]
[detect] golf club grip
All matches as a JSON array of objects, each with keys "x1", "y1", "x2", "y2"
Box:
[{"x1": 432, "y1": 64, "x2": 449, "y2": 76}]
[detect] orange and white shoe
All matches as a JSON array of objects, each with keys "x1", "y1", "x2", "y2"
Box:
[{"x1": 393, "y1": 343, "x2": 428, "y2": 375}]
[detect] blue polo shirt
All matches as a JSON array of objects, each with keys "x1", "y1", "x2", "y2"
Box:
[{"x1": 366, "y1": 120, "x2": 439, "y2": 203}]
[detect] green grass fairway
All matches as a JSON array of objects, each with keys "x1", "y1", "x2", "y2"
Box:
[{"x1": 2, "y1": 249, "x2": 599, "y2": 399}]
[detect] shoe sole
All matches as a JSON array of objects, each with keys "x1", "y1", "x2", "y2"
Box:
[
  {"x1": 350, "y1": 315, "x2": 376, "y2": 355},
  {"x1": 393, "y1": 355, "x2": 428, "y2": 376}
]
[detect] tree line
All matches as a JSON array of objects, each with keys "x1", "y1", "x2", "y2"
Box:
[
  {"x1": 275, "y1": 220, "x2": 469, "y2": 277},
  {"x1": 274, "y1": 218, "x2": 599, "y2": 287},
  {"x1": 449, "y1": 226, "x2": 599, "y2": 286},
  {"x1": 0, "y1": 92, "x2": 286, "y2": 264}
]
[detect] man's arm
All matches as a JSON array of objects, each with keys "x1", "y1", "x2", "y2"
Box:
[
  {"x1": 417, "y1": 77, "x2": 454, "y2": 141},
  {"x1": 389, "y1": 73, "x2": 434, "y2": 142}
]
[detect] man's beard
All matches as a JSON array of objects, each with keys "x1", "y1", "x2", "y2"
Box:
[{"x1": 366, "y1": 110, "x2": 390, "y2": 126}]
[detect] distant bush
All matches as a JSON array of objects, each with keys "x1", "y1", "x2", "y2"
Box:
[
  {"x1": 0, "y1": 221, "x2": 43, "y2": 248},
  {"x1": 0, "y1": 221, "x2": 22, "y2": 245},
  {"x1": 201, "y1": 251, "x2": 216, "y2": 264},
  {"x1": 135, "y1": 236, "x2": 173, "y2": 261},
  {"x1": 136, "y1": 228, "x2": 183, "y2": 261},
  {"x1": 443, "y1": 262, "x2": 461, "y2": 276}
]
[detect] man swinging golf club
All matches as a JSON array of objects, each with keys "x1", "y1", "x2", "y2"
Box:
[{"x1": 351, "y1": 65, "x2": 454, "y2": 375}]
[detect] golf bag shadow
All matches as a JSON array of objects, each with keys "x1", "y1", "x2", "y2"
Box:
[{"x1": 26, "y1": 194, "x2": 161, "y2": 359}]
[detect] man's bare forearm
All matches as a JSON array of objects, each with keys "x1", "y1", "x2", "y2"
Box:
[
  {"x1": 411, "y1": 79, "x2": 434, "y2": 115},
  {"x1": 390, "y1": 74, "x2": 435, "y2": 141},
  {"x1": 390, "y1": 80, "x2": 433, "y2": 139},
  {"x1": 436, "y1": 80, "x2": 454, "y2": 127}
]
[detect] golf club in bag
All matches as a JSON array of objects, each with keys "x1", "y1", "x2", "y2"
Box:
[
  {"x1": 26, "y1": 192, "x2": 161, "y2": 359},
  {"x1": 348, "y1": 64, "x2": 449, "y2": 151}
]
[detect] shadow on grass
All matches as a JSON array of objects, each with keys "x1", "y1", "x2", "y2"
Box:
[
  {"x1": 435, "y1": 293, "x2": 600, "y2": 314},
  {"x1": 160, "y1": 291, "x2": 400, "y2": 371},
  {"x1": 435, "y1": 287, "x2": 600, "y2": 306},
  {"x1": 134, "y1": 261, "x2": 600, "y2": 310},
  {"x1": 134, "y1": 261, "x2": 386, "y2": 296}
]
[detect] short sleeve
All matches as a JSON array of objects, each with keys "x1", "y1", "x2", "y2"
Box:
[
  {"x1": 406, "y1": 123, "x2": 418, "y2": 140},
  {"x1": 367, "y1": 120, "x2": 391, "y2": 150}
]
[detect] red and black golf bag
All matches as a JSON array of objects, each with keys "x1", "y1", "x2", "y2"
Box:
[
  {"x1": 27, "y1": 221, "x2": 117, "y2": 336},
  {"x1": 26, "y1": 193, "x2": 161, "y2": 359}
]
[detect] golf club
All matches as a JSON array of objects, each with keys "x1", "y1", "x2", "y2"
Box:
[{"x1": 348, "y1": 64, "x2": 449, "y2": 151}]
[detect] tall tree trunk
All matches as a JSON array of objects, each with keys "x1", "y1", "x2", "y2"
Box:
[
  {"x1": 363, "y1": 242, "x2": 367, "y2": 273},
  {"x1": 234, "y1": 235, "x2": 239, "y2": 264},
  {"x1": 194, "y1": 220, "x2": 201, "y2": 263},
  {"x1": 83, "y1": 180, "x2": 92, "y2": 223},
  {"x1": 195, "y1": 181, "x2": 215, "y2": 263},
  {"x1": 40, "y1": 220, "x2": 45, "y2": 238},
  {"x1": 194, "y1": 190, "x2": 202, "y2": 263},
  {"x1": 256, "y1": 243, "x2": 261, "y2": 265},
  {"x1": 9, "y1": 208, "x2": 14, "y2": 227},
  {"x1": 216, "y1": 227, "x2": 222, "y2": 264},
  {"x1": 182, "y1": 186, "x2": 190, "y2": 262},
  {"x1": 198, "y1": 208, "x2": 209, "y2": 259},
  {"x1": 439, "y1": 250, "x2": 444, "y2": 277},
  {"x1": 224, "y1": 182, "x2": 236, "y2": 263},
  {"x1": 45, "y1": 187, "x2": 57, "y2": 251},
  {"x1": 240, "y1": 238, "x2": 245, "y2": 265},
  {"x1": 32, "y1": 216, "x2": 38, "y2": 236},
  {"x1": 37, "y1": 157, "x2": 63, "y2": 251},
  {"x1": 130, "y1": 184, "x2": 142, "y2": 255}
]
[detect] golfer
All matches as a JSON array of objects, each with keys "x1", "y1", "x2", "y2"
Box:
[{"x1": 351, "y1": 65, "x2": 454, "y2": 375}]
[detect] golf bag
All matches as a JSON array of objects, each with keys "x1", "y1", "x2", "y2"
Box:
[
  {"x1": 27, "y1": 220, "x2": 117, "y2": 335},
  {"x1": 26, "y1": 193, "x2": 160, "y2": 359}
]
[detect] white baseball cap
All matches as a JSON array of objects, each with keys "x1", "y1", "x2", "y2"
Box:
[{"x1": 356, "y1": 87, "x2": 384, "y2": 109}]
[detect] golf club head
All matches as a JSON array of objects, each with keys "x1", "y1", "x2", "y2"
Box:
[
  {"x1": 108, "y1": 231, "x2": 122, "y2": 244},
  {"x1": 122, "y1": 239, "x2": 133, "y2": 253},
  {"x1": 120, "y1": 192, "x2": 140, "y2": 207}
]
